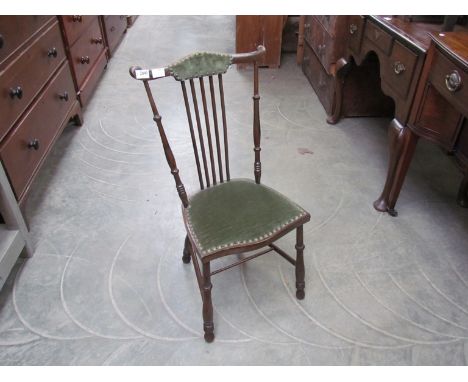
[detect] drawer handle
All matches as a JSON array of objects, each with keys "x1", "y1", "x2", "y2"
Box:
[
  {"x1": 72, "y1": 15, "x2": 83, "y2": 22},
  {"x1": 59, "y1": 91, "x2": 69, "y2": 102},
  {"x1": 445, "y1": 70, "x2": 462, "y2": 92},
  {"x1": 349, "y1": 23, "x2": 358, "y2": 35},
  {"x1": 47, "y1": 47, "x2": 58, "y2": 58},
  {"x1": 91, "y1": 37, "x2": 103, "y2": 44},
  {"x1": 28, "y1": 139, "x2": 40, "y2": 151},
  {"x1": 318, "y1": 44, "x2": 326, "y2": 54},
  {"x1": 393, "y1": 61, "x2": 406, "y2": 75},
  {"x1": 80, "y1": 56, "x2": 90, "y2": 64},
  {"x1": 0, "y1": 34, "x2": 4, "y2": 49},
  {"x1": 9, "y1": 86, "x2": 23, "y2": 99},
  {"x1": 110, "y1": 26, "x2": 116, "y2": 32},
  {"x1": 304, "y1": 23, "x2": 310, "y2": 29}
]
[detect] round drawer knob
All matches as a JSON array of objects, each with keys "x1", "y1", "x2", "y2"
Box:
[
  {"x1": 91, "y1": 37, "x2": 103, "y2": 44},
  {"x1": 445, "y1": 70, "x2": 462, "y2": 92},
  {"x1": 28, "y1": 139, "x2": 40, "y2": 151},
  {"x1": 59, "y1": 91, "x2": 69, "y2": 101},
  {"x1": 393, "y1": 61, "x2": 406, "y2": 75},
  {"x1": 80, "y1": 56, "x2": 90, "y2": 64},
  {"x1": 110, "y1": 26, "x2": 116, "y2": 32},
  {"x1": 72, "y1": 15, "x2": 82, "y2": 22},
  {"x1": 349, "y1": 23, "x2": 358, "y2": 35},
  {"x1": 47, "y1": 47, "x2": 58, "y2": 58},
  {"x1": 0, "y1": 34, "x2": 4, "y2": 49},
  {"x1": 9, "y1": 86, "x2": 23, "y2": 99}
]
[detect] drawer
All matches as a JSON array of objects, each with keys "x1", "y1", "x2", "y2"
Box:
[
  {"x1": 78, "y1": 49, "x2": 108, "y2": 106},
  {"x1": 382, "y1": 41, "x2": 418, "y2": 99},
  {"x1": 0, "y1": 62, "x2": 76, "y2": 200},
  {"x1": 103, "y1": 15, "x2": 127, "y2": 56},
  {"x1": 365, "y1": 20, "x2": 393, "y2": 55},
  {"x1": 0, "y1": 16, "x2": 54, "y2": 66},
  {"x1": 0, "y1": 21, "x2": 65, "y2": 141},
  {"x1": 429, "y1": 47, "x2": 468, "y2": 117},
  {"x1": 60, "y1": 16, "x2": 96, "y2": 47},
  {"x1": 347, "y1": 15, "x2": 365, "y2": 55},
  {"x1": 69, "y1": 17, "x2": 106, "y2": 88},
  {"x1": 315, "y1": 16, "x2": 340, "y2": 37},
  {"x1": 302, "y1": 42, "x2": 334, "y2": 115},
  {"x1": 411, "y1": 83, "x2": 463, "y2": 150}
]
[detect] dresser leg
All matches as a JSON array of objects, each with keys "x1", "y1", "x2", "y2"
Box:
[
  {"x1": 327, "y1": 58, "x2": 351, "y2": 125},
  {"x1": 374, "y1": 119, "x2": 418, "y2": 216},
  {"x1": 457, "y1": 173, "x2": 468, "y2": 208},
  {"x1": 73, "y1": 106, "x2": 84, "y2": 127}
]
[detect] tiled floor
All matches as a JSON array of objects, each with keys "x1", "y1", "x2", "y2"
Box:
[{"x1": 1, "y1": 16, "x2": 468, "y2": 365}]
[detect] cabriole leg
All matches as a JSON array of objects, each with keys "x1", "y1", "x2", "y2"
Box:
[
  {"x1": 295, "y1": 225, "x2": 305, "y2": 300},
  {"x1": 202, "y1": 261, "x2": 214, "y2": 342},
  {"x1": 373, "y1": 119, "x2": 418, "y2": 217},
  {"x1": 182, "y1": 235, "x2": 191, "y2": 264}
]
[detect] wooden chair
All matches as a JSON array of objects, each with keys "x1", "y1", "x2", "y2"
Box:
[{"x1": 129, "y1": 46, "x2": 311, "y2": 342}]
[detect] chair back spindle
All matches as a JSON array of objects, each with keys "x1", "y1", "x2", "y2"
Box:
[
  {"x1": 218, "y1": 74, "x2": 230, "y2": 181},
  {"x1": 253, "y1": 61, "x2": 261, "y2": 184},
  {"x1": 130, "y1": 46, "x2": 266, "y2": 207},
  {"x1": 199, "y1": 77, "x2": 217, "y2": 185}
]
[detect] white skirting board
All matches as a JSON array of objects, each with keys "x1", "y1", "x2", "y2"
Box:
[{"x1": 0, "y1": 162, "x2": 33, "y2": 290}]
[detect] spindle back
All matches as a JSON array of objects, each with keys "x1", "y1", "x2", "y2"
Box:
[{"x1": 129, "y1": 45, "x2": 266, "y2": 208}]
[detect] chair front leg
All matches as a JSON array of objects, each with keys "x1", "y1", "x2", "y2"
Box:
[
  {"x1": 202, "y1": 261, "x2": 215, "y2": 342},
  {"x1": 295, "y1": 225, "x2": 305, "y2": 300},
  {"x1": 182, "y1": 235, "x2": 191, "y2": 264}
]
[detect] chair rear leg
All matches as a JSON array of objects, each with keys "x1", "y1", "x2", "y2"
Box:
[
  {"x1": 295, "y1": 225, "x2": 305, "y2": 300},
  {"x1": 182, "y1": 235, "x2": 191, "y2": 264},
  {"x1": 202, "y1": 261, "x2": 215, "y2": 342}
]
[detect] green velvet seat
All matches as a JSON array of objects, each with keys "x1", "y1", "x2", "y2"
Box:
[{"x1": 184, "y1": 179, "x2": 309, "y2": 257}]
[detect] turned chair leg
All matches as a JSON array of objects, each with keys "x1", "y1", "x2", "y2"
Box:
[
  {"x1": 295, "y1": 225, "x2": 305, "y2": 300},
  {"x1": 182, "y1": 235, "x2": 191, "y2": 264},
  {"x1": 202, "y1": 262, "x2": 215, "y2": 342}
]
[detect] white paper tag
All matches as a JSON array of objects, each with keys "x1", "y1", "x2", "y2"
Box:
[
  {"x1": 135, "y1": 69, "x2": 150, "y2": 79},
  {"x1": 151, "y1": 68, "x2": 166, "y2": 78}
]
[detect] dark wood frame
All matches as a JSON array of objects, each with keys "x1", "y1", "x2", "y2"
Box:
[{"x1": 130, "y1": 46, "x2": 310, "y2": 342}]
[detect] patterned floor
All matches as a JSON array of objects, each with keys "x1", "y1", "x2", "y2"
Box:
[{"x1": 1, "y1": 16, "x2": 468, "y2": 365}]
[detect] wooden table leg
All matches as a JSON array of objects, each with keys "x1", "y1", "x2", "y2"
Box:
[
  {"x1": 326, "y1": 58, "x2": 352, "y2": 125},
  {"x1": 457, "y1": 173, "x2": 468, "y2": 208},
  {"x1": 373, "y1": 119, "x2": 419, "y2": 216}
]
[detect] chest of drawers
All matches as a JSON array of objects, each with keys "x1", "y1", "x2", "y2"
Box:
[
  {"x1": 301, "y1": 16, "x2": 348, "y2": 118},
  {"x1": 0, "y1": 16, "x2": 82, "y2": 204}
]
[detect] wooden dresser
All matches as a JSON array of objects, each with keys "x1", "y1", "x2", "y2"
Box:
[
  {"x1": 59, "y1": 16, "x2": 109, "y2": 107},
  {"x1": 330, "y1": 15, "x2": 468, "y2": 215},
  {"x1": 380, "y1": 32, "x2": 468, "y2": 212},
  {"x1": 0, "y1": 16, "x2": 82, "y2": 206}
]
